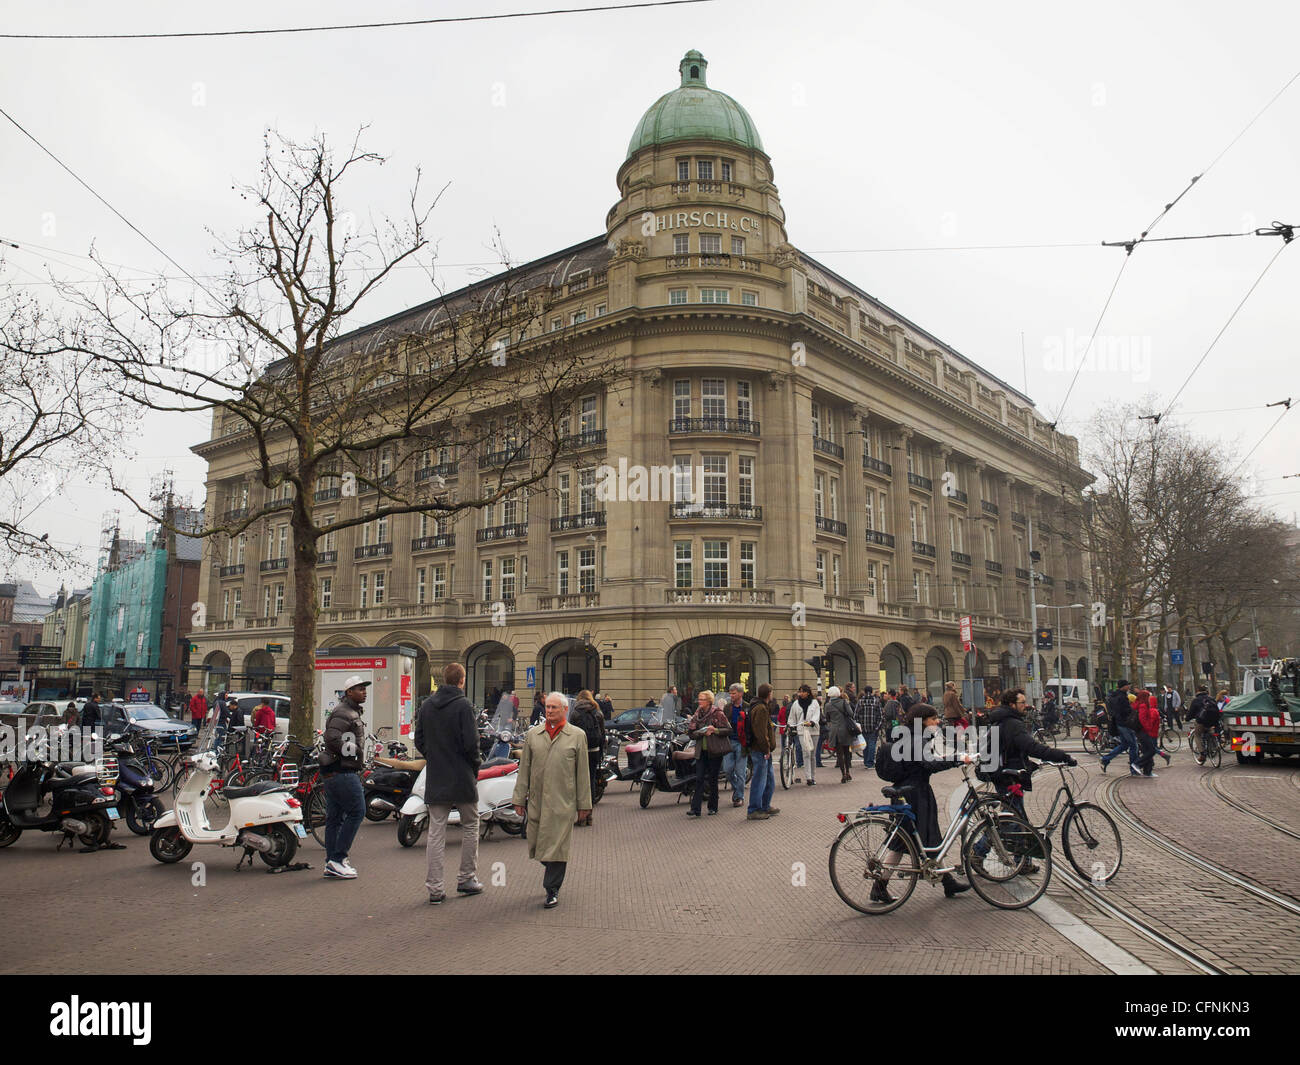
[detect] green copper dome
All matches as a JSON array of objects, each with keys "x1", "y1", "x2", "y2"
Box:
[{"x1": 626, "y1": 51, "x2": 764, "y2": 160}]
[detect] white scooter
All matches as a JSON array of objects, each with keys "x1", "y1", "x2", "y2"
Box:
[
  {"x1": 395, "y1": 761, "x2": 524, "y2": 847},
  {"x1": 149, "y1": 750, "x2": 305, "y2": 867}
]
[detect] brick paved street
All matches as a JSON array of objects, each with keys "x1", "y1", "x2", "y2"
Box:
[{"x1": 1, "y1": 749, "x2": 1296, "y2": 974}]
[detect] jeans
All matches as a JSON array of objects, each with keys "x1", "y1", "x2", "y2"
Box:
[
  {"x1": 862, "y1": 731, "x2": 878, "y2": 768},
  {"x1": 1137, "y1": 732, "x2": 1157, "y2": 774},
  {"x1": 747, "y1": 752, "x2": 774, "y2": 814},
  {"x1": 790, "y1": 730, "x2": 804, "y2": 768},
  {"x1": 723, "y1": 738, "x2": 746, "y2": 802},
  {"x1": 425, "y1": 800, "x2": 479, "y2": 897},
  {"x1": 1101, "y1": 726, "x2": 1139, "y2": 771},
  {"x1": 691, "y1": 752, "x2": 721, "y2": 813},
  {"x1": 323, "y1": 771, "x2": 365, "y2": 864}
]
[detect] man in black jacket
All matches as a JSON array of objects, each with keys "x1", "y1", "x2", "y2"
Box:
[
  {"x1": 414, "y1": 662, "x2": 483, "y2": 904},
  {"x1": 1099, "y1": 680, "x2": 1140, "y2": 776},
  {"x1": 319, "y1": 675, "x2": 369, "y2": 880},
  {"x1": 987, "y1": 688, "x2": 1076, "y2": 820}
]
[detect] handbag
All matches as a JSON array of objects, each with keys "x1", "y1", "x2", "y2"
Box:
[{"x1": 705, "y1": 729, "x2": 731, "y2": 757}]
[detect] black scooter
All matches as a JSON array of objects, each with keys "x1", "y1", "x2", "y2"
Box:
[
  {"x1": 107, "y1": 729, "x2": 165, "y2": 835},
  {"x1": 637, "y1": 721, "x2": 698, "y2": 808},
  {"x1": 362, "y1": 741, "x2": 416, "y2": 821},
  {"x1": 0, "y1": 759, "x2": 121, "y2": 848}
]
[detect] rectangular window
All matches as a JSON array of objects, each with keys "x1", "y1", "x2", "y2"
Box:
[
  {"x1": 697, "y1": 159, "x2": 713, "y2": 181},
  {"x1": 923, "y1": 572, "x2": 931, "y2": 605},
  {"x1": 721, "y1": 160, "x2": 732, "y2": 182},
  {"x1": 673, "y1": 233, "x2": 689, "y2": 256},
  {"x1": 570, "y1": 309, "x2": 587, "y2": 325},
  {"x1": 675, "y1": 541, "x2": 693, "y2": 588},
  {"x1": 237, "y1": 534, "x2": 246, "y2": 565},
  {"x1": 668, "y1": 287, "x2": 688, "y2": 305},
  {"x1": 521, "y1": 554, "x2": 527, "y2": 589},
  {"x1": 906, "y1": 444, "x2": 914, "y2": 474},
  {"x1": 829, "y1": 478, "x2": 840, "y2": 520},
  {"x1": 501, "y1": 558, "x2": 516, "y2": 601},
  {"x1": 736, "y1": 380, "x2": 751, "y2": 422},
  {"x1": 320, "y1": 578, "x2": 332, "y2": 610},
  {"x1": 865, "y1": 493, "x2": 874, "y2": 531},
  {"x1": 481, "y1": 560, "x2": 492, "y2": 602},
  {"x1": 432, "y1": 565, "x2": 446, "y2": 600},
  {"x1": 557, "y1": 471, "x2": 570, "y2": 517},
  {"x1": 579, "y1": 467, "x2": 596, "y2": 513},
  {"x1": 703, "y1": 455, "x2": 727, "y2": 506},
  {"x1": 263, "y1": 585, "x2": 272, "y2": 617},
  {"x1": 740, "y1": 542, "x2": 755, "y2": 588},
  {"x1": 701, "y1": 378, "x2": 726, "y2": 420},
  {"x1": 502, "y1": 490, "x2": 518, "y2": 527},
  {"x1": 233, "y1": 588, "x2": 241, "y2": 616},
  {"x1": 698, "y1": 288, "x2": 730, "y2": 303},
  {"x1": 379, "y1": 448, "x2": 393, "y2": 478},
  {"x1": 832, "y1": 555, "x2": 842, "y2": 596},
  {"x1": 677, "y1": 159, "x2": 690, "y2": 182},
  {"x1": 912, "y1": 570, "x2": 921, "y2": 603},
  {"x1": 879, "y1": 491, "x2": 888, "y2": 532},
  {"x1": 811, "y1": 401, "x2": 821, "y2": 440},
  {"x1": 557, "y1": 550, "x2": 570, "y2": 595},
  {"x1": 881, "y1": 565, "x2": 889, "y2": 603},
  {"x1": 738, "y1": 456, "x2": 754, "y2": 507},
  {"x1": 703, "y1": 540, "x2": 729, "y2": 588},
  {"x1": 816, "y1": 551, "x2": 826, "y2": 590},
  {"x1": 225, "y1": 536, "x2": 234, "y2": 565},
  {"x1": 920, "y1": 505, "x2": 929, "y2": 542},
  {"x1": 866, "y1": 561, "x2": 877, "y2": 598},
  {"x1": 595, "y1": 304, "x2": 606, "y2": 317},
  {"x1": 741, "y1": 290, "x2": 758, "y2": 306},
  {"x1": 673, "y1": 379, "x2": 691, "y2": 421},
  {"x1": 417, "y1": 568, "x2": 426, "y2": 605},
  {"x1": 550, "y1": 317, "x2": 561, "y2": 331},
  {"x1": 910, "y1": 502, "x2": 918, "y2": 542},
  {"x1": 359, "y1": 574, "x2": 369, "y2": 609},
  {"x1": 277, "y1": 524, "x2": 288, "y2": 558},
  {"x1": 699, "y1": 233, "x2": 721, "y2": 255},
  {"x1": 579, "y1": 395, "x2": 598, "y2": 433},
  {"x1": 275, "y1": 583, "x2": 286, "y2": 614},
  {"x1": 578, "y1": 547, "x2": 597, "y2": 594},
  {"x1": 378, "y1": 514, "x2": 389, "y2": 544},
  {"x1": 673, "y1": 456, "x2": 693, "y2": 503},
  {"x1": 222, "y1": 589, "x2": 231, "y2": 620},
  {"x1": 814, "y1": 472, "x2": 825, "y2": 518},
  {"x1": 731, "y1": 235, "x2": 745, "y2": 256}
]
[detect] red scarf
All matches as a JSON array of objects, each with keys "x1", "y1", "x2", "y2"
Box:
[{"x1": 544, "y1": 717, "x2": 565, "y2": 740}]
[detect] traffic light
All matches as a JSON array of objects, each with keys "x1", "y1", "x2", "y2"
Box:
[{"x1": 804, "y1": 655, "x2": 824, "y2": 673}]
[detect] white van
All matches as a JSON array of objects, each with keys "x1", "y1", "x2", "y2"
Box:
[
  {"x1": 1045, "y1": 678, "x2": 1089, "y2": 705},
  {"x1": 223, "y1": 691, "x2": 292, "y2": 738}
]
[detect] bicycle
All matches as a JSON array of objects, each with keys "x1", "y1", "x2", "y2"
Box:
[
  {"x1": 1080, "y1": 722, "x2": 1110, "y2": 757},
  {"x1": 779, "y1": 725, "x2": 798, "y2": 789},
  {"x1": 1190, "y1": 726, "x2": 1223, "y2": 768},
  {"x1": 1158, "y1": 719, "x2": 1183, "y2": 753},
  {"x1": 828, "y1": 761, "x2": 1052, "y2": 915},
  {"x1": 999, "y1": 762, "x2": 1123, "y2": 882}
]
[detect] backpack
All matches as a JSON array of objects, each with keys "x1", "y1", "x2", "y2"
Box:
[{"x1": 875, "y1": 735, "x2": 905, "y2": 783}]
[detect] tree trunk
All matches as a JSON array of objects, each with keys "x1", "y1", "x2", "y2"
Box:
[{"x1": 288, "y1": 471, "x2": 320, "y2": 758}]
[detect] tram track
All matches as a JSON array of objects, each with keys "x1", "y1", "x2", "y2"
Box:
[
  {"x1": 1100, "y1": 776, "x2": 1300, "y2": 916},
  {"x1": 1204, "y1": 766, "x2": 1300, "y2": 842}
]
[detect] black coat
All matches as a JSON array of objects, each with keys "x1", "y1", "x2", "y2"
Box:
[
  {"x1": 1106, "y1": 688, "x2": 1134, "y2": 731},
  {"x1": 882, "y1": 735, "x2": 962, "y2": 848},
  {"x1": 81, "y1": 699, "x2": 100, "y2": 731},
  {"x1": 415, "y1": 684, "x2": 481, "y2": 804},
  {"x1": 988, "y1": 706, "x2": 1072, "y2": 776}
]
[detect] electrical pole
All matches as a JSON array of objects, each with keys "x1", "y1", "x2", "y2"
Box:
[{"x1": 1028, "y1": 514, "x2": 1041, "y2": 706}]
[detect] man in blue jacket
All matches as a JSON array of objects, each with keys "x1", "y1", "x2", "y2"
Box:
[{"x1": 415, "y1": 662, "x2": 483, "y2": 905}]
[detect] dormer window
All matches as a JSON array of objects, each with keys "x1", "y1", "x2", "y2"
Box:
[{"x1": 721, "y1": 160, "x2": 733, "y2": 182}]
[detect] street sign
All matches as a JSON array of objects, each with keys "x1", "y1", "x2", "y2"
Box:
[
  {"x1": 189, "y1": 643, "x2": 200, "y2": 654},
  {"x1": 601, "y1": 654, "x2": 613, "y2": 669},
  {"x1": 18, "y1": 645, "x2": 62, "y2": 665},
  {"x1": 1169, "y1": 649, "x2": 1184, "y2": 665},
  {"x1": 525, "y1": 666, "x2": 536, "y2": 689},
  {"x1": 266, "y1": 642, "x2": 284, "y2": 653},
  {"x1": 959, "y1": 615, "x2": 973, "y2": 651},
  {"x1": 1035, "y1": 628, "x2": 1053, "y2": 650},
  {"x1": 1259, "y1": 646, "x2": 1270, "y2": 660}
]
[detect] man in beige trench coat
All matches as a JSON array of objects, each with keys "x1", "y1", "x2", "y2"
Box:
[{"x1": 513, "y1": 690, "x2": 592, "y2": 908}]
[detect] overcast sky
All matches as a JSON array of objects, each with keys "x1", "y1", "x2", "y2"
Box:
[{"x1": 4, "y1": 0, "x2": 1298, "y2": 596}]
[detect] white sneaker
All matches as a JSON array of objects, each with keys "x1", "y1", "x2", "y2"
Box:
[
  {"x1": 340, "y1": 858, "x2": 357, "y2": 874},
  {"x1": 324, "y1": 860, "x2": 357, "y2": 879}
]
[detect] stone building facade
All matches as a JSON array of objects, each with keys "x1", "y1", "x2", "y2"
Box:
[{"x1": 190, "y1": 51, "x2": 1093, "y2": 711}]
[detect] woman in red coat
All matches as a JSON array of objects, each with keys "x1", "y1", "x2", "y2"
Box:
[{"x1": 1135, "y1": 689, "x2": 1171, "y2": 777}]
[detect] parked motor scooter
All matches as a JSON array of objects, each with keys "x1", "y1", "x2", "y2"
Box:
[
  {"x1": 395, "y1": 759, "x2": 522, "y2": 847},
  {"x1": 149, "y1": 750, "x2": 304, "y2": 867},
  {"x1": 637, "y1": 720, "x2": 698, "y2": 808},
  {"x1": 363, "y1": 742, "x2": 417, "y2": 822},
  {"x1": 0, "y1": 756, "x2": 121, "y2": 848},
  {"x1": 603, "y1": 729, "x2": 652, "y2": 789},
  {"x1": 107, "y1": 727, "x2": 165, "y2": 835}
]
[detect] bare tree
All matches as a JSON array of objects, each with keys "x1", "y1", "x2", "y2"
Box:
[
  {"x1": 65, "y1": 131, "x2": 609, "y2": 743},
  {"x1": 0, "y1": 276, "x2": 131, "y2": 567}
]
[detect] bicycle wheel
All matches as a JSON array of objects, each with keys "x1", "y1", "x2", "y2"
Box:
[
  {"x1": 779, "y1": 738, "x2": 795, "y2": 790},
  {"x1": 963, "y1": 812, "x2": 1051, "y2": 909},
  {"x1": 828, "y1": 816, "x2": 920, "y2": 915},
  {"x1": 141, "y1": 754, "x2": 172, "y2": 791},
  {"x1": 1160, "y1": 727, "x2": 1182, "y2": 753},
  {"x1": 307, "y1": 790, "x2": 328, "y2": 847},
  {"x1": 1061, "y1": 802, "x2": 1122, "y2": 883},
  {"x1": 1081, "y1": 732, "x2": 1098, "y2": 756},
  {"x1": 1208, "y1": 735, "x2": 1222, "y2": 769}
]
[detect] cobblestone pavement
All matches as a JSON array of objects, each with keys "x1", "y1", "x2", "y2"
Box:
[{"x1": 0, "y1": 746, "x2": 1296, "y2": 974}]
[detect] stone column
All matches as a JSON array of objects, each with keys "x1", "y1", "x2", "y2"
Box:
[
  {"x1": 970, "y1": 462, "x2": 989, "y2": 614},
  {"x1": 844, "y1": 404, "x2": 869, "y2": 595},
  {"x1": 889, "y1": 425, "x2": 913, "y2": 601},
  {"x1": 996, "y1": 474, "x2": 1021, "y2": 620},
  {"x1": 934, "y1": 444, "x2": 955, "y2": 608}
]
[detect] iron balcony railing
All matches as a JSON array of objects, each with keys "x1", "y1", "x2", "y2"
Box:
[
  {"x1": 907, "y1": 473, "x2": 933, "y2": 491},
  {"x1": 1015, "y1": 567, "x2": 1030, "y2": 580},
  {"x1": 411, "y1": 534, "x2": 455, "y2": 551},
  {"x1": 813, "y1": 437, "x2": 844, "y2": 460},
  {"x1": 815, "y1": 515, "x2": 847, "y2": 536},
  {"x1": 550, "y1": 511, "x2": 607, "y2": 532},
  {"x1": 478, "y1": 448, "x2": 530, "y2": 469},
  {"x1": 314, "y1": 487, "x2": 341, "y2": 502},
  {"x1": 354, "y1": 543, "x2": 394, "y2": 559},
  {"x1": 219, "y1": 564, "x2": 245, "y2": 577},
  {"x1": 415, "y1": 462, "x2": 458, "y2": 483},
  {"x1": 316, "y1": 551, "x2": 338, "y2": 565},
  {"x1": 985, "y1": 560, "x2": 1003, "y2": 574},
  {"x1": 866, "y1": 530, "x2": 895, "y2": 548},
  {"x1": 476, "y1": 523, "x2": 528, "y2": 543},
  {"x1": 259, "y1": 558, "x2": 289, "y2": 572},
  {"x1": 863, "y1": 456, "x2": 893, "y2": 476},
  {"x1": 951, "y1": 551, "x2": 972, "y2": 566},
  {"x1": 669, "y1": 502, "x2": 763, "y2": 521},
  {"x1": 668, "y1": 417, "x2": 760, "y2": 436},
  {"x1": 981, "y1": 500, "x2": 999, "y2": 515},
  {"x1": 560, "y1": 428, "x2": 607, "y2": 451},
  {"x1": 912, "y1": 541, "x2": 936, "y2": 558}
]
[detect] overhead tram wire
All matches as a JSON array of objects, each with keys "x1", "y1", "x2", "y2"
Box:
[
  {"x1": 0, "y1": 1, "x2": 717, "y2": 40},
  {"x1": 1227, "y1": 403, "x2": 1295, "y2": 480}
]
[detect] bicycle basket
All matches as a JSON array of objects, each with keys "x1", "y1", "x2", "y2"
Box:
[
  {"x1": 278, "y1": 763, "x2": 300, "y2": 788},
  {"x1": 96, "y1": 753, "x2": 119, "y2": 786}
]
